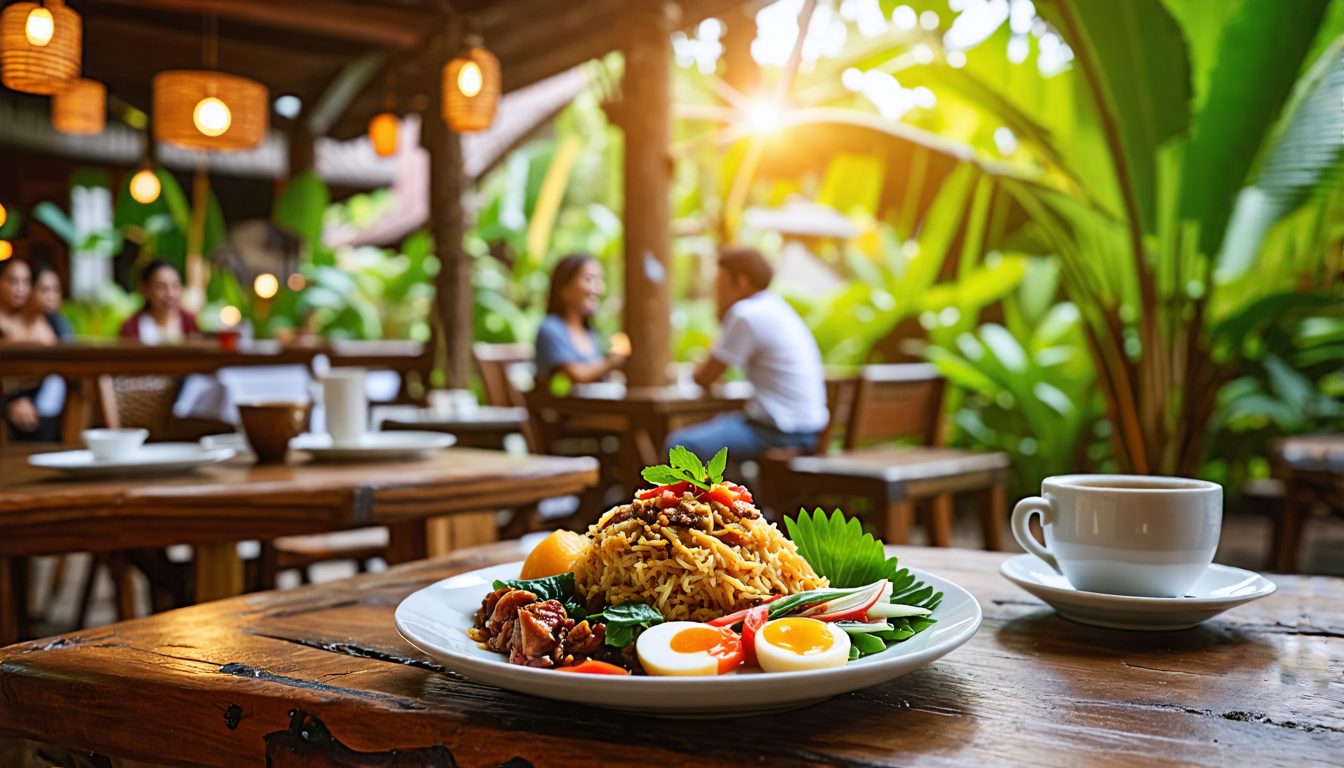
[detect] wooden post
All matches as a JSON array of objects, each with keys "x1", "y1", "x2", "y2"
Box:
[
  {"x1": 620, "y1": 3, "x2": 674, "y2": 388},
  {"x1": 288, "y1": 120, "x2": 315, "y2": 178},
  {"x1": 424, "y1": 38, "x2": 473, "y2": 389}
]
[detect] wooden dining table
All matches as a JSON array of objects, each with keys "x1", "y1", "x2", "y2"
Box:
[
  {"x1": 377, "y1": 404, "x2": 529, "y2": 450},
  {"x1": 1271, "y1": 434, "x2": 1344, "y2": 573},
  {"x1": 0, "y1": 543, "x2": 1336, "y2": 767},
  {"x1": 528, "y1": 381, "x2": 750, "y2": 487},
  {"x1": 0, "y1": 447, "x2": 597, "y2": 644}
]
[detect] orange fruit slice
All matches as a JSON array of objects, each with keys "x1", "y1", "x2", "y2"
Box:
[{"x1": 519, "y1": 529, "x2": 589, "y2": 581}]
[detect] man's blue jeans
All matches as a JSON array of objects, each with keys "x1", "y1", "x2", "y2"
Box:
[{"x1": 666, "y1": 413, "x2": 819, "y2": 461}]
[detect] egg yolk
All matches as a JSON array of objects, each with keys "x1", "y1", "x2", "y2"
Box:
[
  {"x1": 761, "y1": 617, "x2": 834, "y2": 655},
  {"x1": 671, "y1": 626, "x2": 731, "y2": 654}
]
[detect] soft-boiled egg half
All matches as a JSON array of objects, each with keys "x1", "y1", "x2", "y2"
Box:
[
  {"x1": 636, "y1": 622, "x2": 744, "y2": 676},
  {"x1": 754, "y1": 617, "x2": 851, "y2": 672}
]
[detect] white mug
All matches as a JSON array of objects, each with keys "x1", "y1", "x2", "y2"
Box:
[
  {"x1": 320, "y1": 368, "x2": 368, "y2": 447},
  {"x1": 1011, "y1": 475, "x2": 1222, "y2": 598}
]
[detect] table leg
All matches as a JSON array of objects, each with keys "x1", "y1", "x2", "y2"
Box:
[
  {"x1": 61, "y1": 376, "x2": 92, "y2": 445},
  {"x1": 981, "y1": 482, "x2": 1005, "y2": 551},
  {"x1": 386, "y1": 522, "x2": 428, "y2": 565},
  {"x1": 426, "y1": 512, "x2": 499, "y2": 558},
  {"x1": 927, "y1": 495, "x2": 954, "y2": 547},
  {"x1": 884, "y1": 500, "x2": 913, "y2": 544},
  {"x1": 1, "y1": 557, "x2": 24, "y2": 645},
  {"x1": 1275, "y1": 478, "x2": 1306, "y2": 573},
  {"x1": 194, "y1": 543, "x2": 244, "y2": 602}
]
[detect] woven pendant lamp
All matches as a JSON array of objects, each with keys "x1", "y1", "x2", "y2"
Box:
[
  {"x1": 443, "y1": 37, "x2": 499, "y2": 133},
  {"x1": 153, "y1": 70, "x2": 268, "y2": 151},
  {"x1": 52, "y1": 78, "x2": 105, "y2": 134},
  {"x1": 0, "y1": 0, "x2": 80, "y2": 94}
]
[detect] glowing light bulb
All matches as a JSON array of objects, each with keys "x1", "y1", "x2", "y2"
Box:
[
  {"x1": 193, "y1": 97, "x2": 231, "y2": 137},
  {"x1": 253, "y1": 273, "x2": 279, "y2": 299},
  {"x1": 219, "y1": 305, "x2": 242, "y2": 326},
  {"x1": 457, "y1": 61, "x2": 483, "y2": 97},
  {"x1": 286, "y1": 273, "x2": 306, "y2": 291},
  {"x1": 25, "y1": 7, "x2": 54, "y2": 46},
  {"x1": 129, "y1": 169, "x2": 161, "y2": 204},
  {"x1": 0, "y1": 202, "x2": 7, "y2": 229},
  {"x1": 0, "y1": 241, "x2": 12, "y2": 261}
]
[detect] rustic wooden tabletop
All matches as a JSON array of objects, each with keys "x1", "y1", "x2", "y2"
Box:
[
  {"x1": 0, "y1": 449, "x2": 598, "y2": 641},
  {"x1": 0, "y1": 543, "x2": 1337, "y2": 767}
]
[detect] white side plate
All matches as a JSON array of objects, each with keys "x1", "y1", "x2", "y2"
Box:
[
  {"x1": 1000, "y1": 553, "x2": 1277, "y2": 631},
  {"x1": 395, "y1": 558, "x2": 981, "y2": 716},
  {"x1": 28, "y1": 443, "x2": 236, "y2": 478},
  {"x1": 291, "y1": 431, "x2": 456, "y2": 461}
]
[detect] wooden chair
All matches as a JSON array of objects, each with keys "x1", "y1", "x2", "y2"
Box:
[
  {"x1": 1268, "y1": 435, "x2": 1344, "y2": 573},
  {"x1": 763, "y1": 364, "x2": 1008, "y2": 549}
]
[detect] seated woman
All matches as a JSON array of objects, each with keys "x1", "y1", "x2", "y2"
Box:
[
  {"x1": 0, "y1": 258, "x2": 61, "y2": 441},
  {"x1": 534, "y1": 253, "x2": 626, "y2": 389},
  {"x1": 119, "y1": 260, "x2": 198, "y2": 344},
  {"x1": 30, "y1": 263, "x2": 73, "y2": 339}
]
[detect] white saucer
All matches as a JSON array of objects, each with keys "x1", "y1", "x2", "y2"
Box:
[
  {"x1": 291, "y1": 431, "x2": 456, "y2": 461},
  {"x1": 28, "y1": 443, "x2": 236, "y2": 478},
  {"x1": 1000, "y1": 554, "x2": 1277, "y2": 631}
]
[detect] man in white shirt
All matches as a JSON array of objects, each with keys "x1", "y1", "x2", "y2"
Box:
[{"x1": 666, "y1": 247, "x2": 829, "y2": 460}]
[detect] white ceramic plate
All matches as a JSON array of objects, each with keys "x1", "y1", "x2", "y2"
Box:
[
  {"x1": 395, "y1": 558, "x2": 981, "y2": 716},
  {"x1": 27, "y1": 443, "x2": 236, "y2": 478},
  {"x1": 1000, "y1": 554, "x2": 1277, "y2": 631},
  {"x1": 291, "y1": 431, "x2": 456, "y2": 461}
]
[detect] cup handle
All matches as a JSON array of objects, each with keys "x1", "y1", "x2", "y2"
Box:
[{"x1": 1011, "y1": 496, "x2": 1060, "y2": 573}]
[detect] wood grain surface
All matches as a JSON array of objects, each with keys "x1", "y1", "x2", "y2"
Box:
[
  {"x1": 0, "y1": 544, "x2": 1338, "y2": 767},
  {"x1": 0, "y1": 448, "x2": 599, "y2": 556}
]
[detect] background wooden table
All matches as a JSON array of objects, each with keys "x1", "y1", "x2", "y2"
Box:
[
  {"x1": 0, "y1": 448, "x2": 597, "y2": 643},
  {"x1": 528, "y1": 382, "x2": 749, "y2": 488},
  {"x1": 0, "y1": 544, "x2": 1336, "y2": 767},
  {"x1": 378, "y1": 405, "x2": 528, "y2": 450}
]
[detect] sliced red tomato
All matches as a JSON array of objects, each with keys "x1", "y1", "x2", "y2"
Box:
[
  {"x1": 556, "y1": 659, "x2": 630, "y2": 675},
  {"x1": 655, "y1": 490, "x2": 682, "y2": 509},
  {"x1": 704, "y1": 484, "x2": 738, "y2": 507},
  {"x1": 740, "y1": 604, "x2": 769, "y2": 667},
  {"x1": 637, "y1": 480, "x2": 692, "y2": 500},
  {"x1": 707, "y1": 595, "x2": 781, "y2": 627}
]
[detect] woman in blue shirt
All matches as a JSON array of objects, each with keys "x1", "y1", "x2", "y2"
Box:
[{"x1": 534, "y1": 253, "x2": 625, "y2": 388}]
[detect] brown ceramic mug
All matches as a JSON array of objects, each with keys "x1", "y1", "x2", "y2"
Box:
[{"x1": 237, "y1": 401, "x2": 311, "y2": 464}]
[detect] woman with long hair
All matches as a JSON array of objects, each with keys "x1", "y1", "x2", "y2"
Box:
[
  {"x1": 534, "y1": 253, "x2": 626, "y2": 386},
  {"x1": 118, "y1": 260, "x2": 199, "y2": 343}
]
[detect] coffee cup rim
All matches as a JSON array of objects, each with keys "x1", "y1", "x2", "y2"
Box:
[{"x1": 1043, "y1": 474, "x2": 1220, "y2": 493}]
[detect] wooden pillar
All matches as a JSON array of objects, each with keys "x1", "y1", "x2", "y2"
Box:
[
  {"x1": 288, "y1": 121, "x2": 316, "y2": 178},
  {"x1": 620, "y1": 3, "x2": 675, "y2": 388},
  {"x1": 721, "y1": 4, "x2": 760, "y2": 97},
  {"x1": 424, "y1": 44, "x2": 473, "y2": 389}
]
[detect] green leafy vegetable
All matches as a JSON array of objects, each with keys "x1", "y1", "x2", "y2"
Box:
[
  {"x1": 588, "y1": 602, "x2": 665, "y2": 647},
  {"x1": 785, "y1": 509, "x2": 944, "y2": 658},
  {"x1": 640, "y1": 445, "x2": 727, "y2": 491},
  {"x1": 492, "y1": 573, "x2": 575, "y2": 602}
]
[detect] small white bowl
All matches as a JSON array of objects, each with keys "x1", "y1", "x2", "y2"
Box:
[{"x1": 82, "y1": 428, "x2": 149, "y2": 461}]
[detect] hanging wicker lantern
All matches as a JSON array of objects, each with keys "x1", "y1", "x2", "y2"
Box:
[
  {"x1": 152, "y1": 70, "x2": 268, "y2": 152},
  {"x1": 368, "y1": 112, "x2": 399, "y2": 156},
  {"x1": 442, "y1": 39, "x2": 499, "y2": 133},
  {"x1": 52, "y1": 78, "x2": 105, "y2": 135},
  {"x1": 0, "y1": 0, "x2": 81, "y2": 94}
]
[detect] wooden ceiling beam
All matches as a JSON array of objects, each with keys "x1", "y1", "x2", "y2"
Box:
[{"x1": 90, "y1": 0, "x2": 435, "y2": 49}]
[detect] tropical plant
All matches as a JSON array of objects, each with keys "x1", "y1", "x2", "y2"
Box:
[
  {"x1": 982, "y1": 0, "x2": 1344, "y2": 475},
  {"x1": 926, "y1": 257, "x2": 1107, "y2": 496}
]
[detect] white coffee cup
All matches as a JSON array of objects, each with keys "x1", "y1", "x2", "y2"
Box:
[
  {"x1": 82, "y1": 428, "x2": 148, "y2": 461},
  {"x1": 320, "y1": 368, "x2": 368, "y2": 447},
  {"x1": 1011, "y1": 474, "x2": 1222, "y2": 598}
]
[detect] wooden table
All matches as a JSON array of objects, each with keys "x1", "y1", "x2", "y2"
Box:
[
  {"x1": 528, "y1": 382, "x2": 749, "y2": 485},
  {"x1": 1270, "y1": 434, "x2": 1344, "y2": 572},
  {"x1": 377, "y1": 405, "x2": 528, "y2": 450},
  {"x1": 0, "y1": 545, "x2": 1337, "y2": 767},
  {"x1": 0, "y1": 448, "x2": 597, "y2": 643}
]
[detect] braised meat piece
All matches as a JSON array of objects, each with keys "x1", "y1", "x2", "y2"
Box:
[
  {"x1": 563, "y1": 620, "x2": 605, "y2": 659},
  {"x1": 510, "y1": 599, "x2": 574, "y2": 668},
  {"x1": 471, "y1": 587, "x2": 542, "y2": 654}
]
